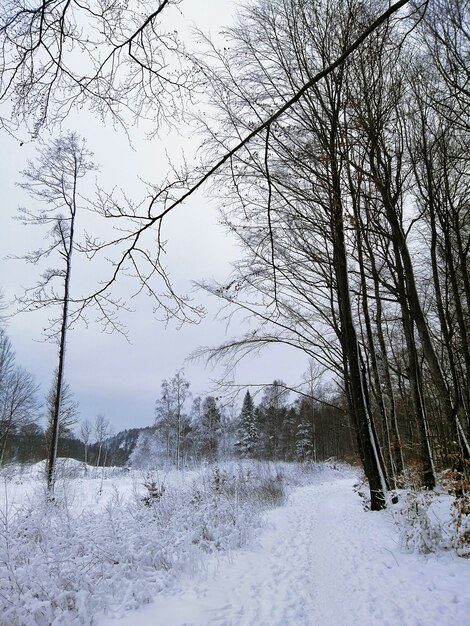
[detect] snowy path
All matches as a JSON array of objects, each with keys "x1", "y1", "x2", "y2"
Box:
[{"x1": 100, "y1": 475, "x2": 470, "y2": 626}]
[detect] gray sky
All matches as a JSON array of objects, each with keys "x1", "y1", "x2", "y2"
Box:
[{"x1": 0, "y1": 0, "x2": 309, "y2": 433}]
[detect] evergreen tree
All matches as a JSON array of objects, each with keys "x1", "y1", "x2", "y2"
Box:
[
  {"x1": 258, "y1": 381, "x2": 289, "y2": 461},
  {"x1": 198, "y1": 396, "x2": 222, "y2": 460},
  {"x1": 296, "y1": 398, "x2": 316, "y2": 462},
  {"x1": 282, "y1": 407, "x2": 299, "y2": 461},
  {"x1": 237, "y1": 391, "x2": 258, "y2": 458}
]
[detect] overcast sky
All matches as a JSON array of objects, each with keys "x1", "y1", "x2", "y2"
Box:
[{"x1": 0, "y1": 0, "x2": 309, "y2": 434}]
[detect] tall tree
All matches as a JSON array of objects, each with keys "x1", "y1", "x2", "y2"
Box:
[
  {"x1": 16, "y1": 133, "x2": 95, "y2": 489},
  {"x1": 0, "y1": 0, "x2": 415, "y2": 323},
  {"x1": 198, "y1": 0, "x2": 390, "y2": 507},
  {"x1": 198, "y1": 396, "x2": 222, "y2": 460},
  {"x1": 257, "y1": 381, "x2": 289, "y2": 462}
]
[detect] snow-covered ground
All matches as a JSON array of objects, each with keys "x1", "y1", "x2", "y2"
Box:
[
  {"x1": 1, "y1": 461, "x2": 469, "y2": 625},
  {"x1": 99, "y1": 471, "x2": 470, "y2": 626}
]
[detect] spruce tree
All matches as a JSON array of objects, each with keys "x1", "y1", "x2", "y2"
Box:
[{"x1": 237, "y1": 391, "x2": 258, "y2": 458}]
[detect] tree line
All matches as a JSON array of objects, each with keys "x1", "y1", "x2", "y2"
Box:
[
  {"x1": 1, "y1": 349, "x2": 356, "y2": 468},
  {"x1": 130, "y1": 370, "x2": 356, "y2": 468}
]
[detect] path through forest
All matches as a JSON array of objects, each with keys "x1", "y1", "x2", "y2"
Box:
[{"x1": 100, "y1": 473, "x2": 470, "y2": 625}]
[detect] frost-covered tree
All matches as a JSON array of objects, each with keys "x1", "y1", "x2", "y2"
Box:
[
  {"x1": 237, "y1": 391, "x2": 258, "y2": 458},
  {"x1": 0, "y1": 336, "x2": 40, "y2": 465},
  {"x1": 129, "y1": 429, "x2": 161, "y2": 470},
  {"x1": 15, "y1": 133, "x2": 95, "y2": 489},
  {"x1": 80, "y1": 418, "x2": 92, "y2": 468},
  {"x1": 197, "y1": 396, "x2": 222, "y2": 461},
  {"x1": 295, "y1": 399, "x2": 316, "y2": 462},
  {"x1": 154, "y1": 371, "x2": 191, "y2": 469},
  {"x1": 94, "y1": 414, "x2": 110, "y2": 467}
]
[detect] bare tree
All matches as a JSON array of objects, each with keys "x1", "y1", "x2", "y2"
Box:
[
  {"x1": 195, "y1": 0, "x2": 392, "y2": 508},
  {"x1": 154, "y1": 370, "x2": 190, "y2": 469},
  {"x1": 0, "y1": 0, "x2": 415, "y2": 322},
  {"x1": 44, "y1": 377, "x2": 79, "y2": 458},
  {"x1": 0, "y1": 0, "x2": 193, "y2": 136},
  {"x1": 94, "y1": 414, "x2": 110, "y2": 467},
  {"x1": 0, "y1": 329, "x2": 40, "y2": 464},
  {"x1": 15, "y1": 132, "x2": 95, "y2": 489},
  {"x1": 80, "y1": 418, "x2": 92, "y2": 468}
]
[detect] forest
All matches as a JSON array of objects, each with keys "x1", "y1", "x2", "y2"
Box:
[
  {"x1": 193, "y1": 0, "x2": 470, "y2": 509},
  {"x1": 0, "y1": 0, "x2": 469, "y2": 507},
  {"x1": 0, "y1": 1, "x2": 470, "y2": 623}
]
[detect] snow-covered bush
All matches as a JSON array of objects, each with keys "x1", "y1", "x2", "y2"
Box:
[
  {"x1": 451, "y1": 495, "x2": 470, "y2": 558},
  {"x1": 141, "y1": 472, "x2": 166, "y2": 507},
  {"x1": 395, "y1": 485, "x2": 470, "y2": 557},
  {"x1": 397, "y1": 491, "x2": 446, "y2": 554},
  {"x1": 442, "y1": 465, "x2": 470, "y2": 558},
  {"x1": 0, "y1": 461, "x2": 296, "y2": 625}
]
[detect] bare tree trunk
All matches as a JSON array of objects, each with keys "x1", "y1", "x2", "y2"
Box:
[
  {"x1": 330, "y1": 162, "x2": 387, "y2": 510},
  {"x1": 47, "y1": 215, "x2": 75, "y2": 491}
]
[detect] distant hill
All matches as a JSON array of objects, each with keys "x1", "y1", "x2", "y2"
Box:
[
  {"x1": 104, "y1": 427, "x2": 152, "y2": 466},
  {"x1": 2, "y1": 426, "x2": 152, "y2": 467}
]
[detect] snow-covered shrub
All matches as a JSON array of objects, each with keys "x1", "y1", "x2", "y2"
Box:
[
  {"x1": 0, "y1": 461, "x2": 296, "y2": 624},
  {"x1": 397, "y1": 491, "x2": 445, "y2": 554},
  {"x1": 451, "y1": 496, "x2": 470, "y2": 557},
  {"x1": 442, "y1": 465, "x2": 470, "y2": 558},
  {"x1": 394, "y1": 466, "x2": 470, "y2": 556},
  {"x1": 141, "y1": 472, "x2": 166, "y2": 507}
]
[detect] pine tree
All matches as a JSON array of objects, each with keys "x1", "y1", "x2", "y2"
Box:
[
  {"x1": 295, "y1": 398, "x2": 316, "y2": 462},
  {"x1": 237, "y1": 391, "x2": 258, "y2": 458}
]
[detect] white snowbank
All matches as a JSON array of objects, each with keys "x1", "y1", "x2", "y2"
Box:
[
  {"x1": 1, "y1": 461, "x2": 469, "y2": 626},
  {"x1": 99, "y1": 470, "x2": 470, "y2": 626},
  {"x1": 0, "y1": 460, "x2": 303, "y2": 625}
]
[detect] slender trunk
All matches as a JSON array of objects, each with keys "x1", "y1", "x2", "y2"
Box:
[
  {"x1": 392, "y1": 236, "x2": 436, "y2": 488},
  {"x1": 46, "y1": 235, "x2": 74, "y2": 490},
  {"x1": 176, "y1": 411, "x2": 181, "y2": 471},
  {"x1": 0, "y1": 418, "x2": 12, "y2": 465},
  {"x1": 367, "y1": 238, "x2": 404, "y2": 477},
  {"x1": 96, "y1": 444, "x2": 102, "y2": 467},
  {"x1": 354, "y1": 201, "x2": 396, "y2": 489},
  {"x1": 46, "y1": 156, "x2": 78, "y2": 491},
  {"x1": 330, "y1": 171, "x2": 386, "y2": 509}
]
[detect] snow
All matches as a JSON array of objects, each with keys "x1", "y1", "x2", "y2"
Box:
[
  {"x1": 1, "y1": 462, "x2": 469, "y2": 625},
  {"x1": 99, "y1": 471, "x2": 470, "y2": 626}
]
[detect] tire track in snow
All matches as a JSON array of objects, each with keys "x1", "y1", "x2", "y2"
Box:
[{"x1": 100, "y1": 475, "x2": 470, "y2": 626}]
